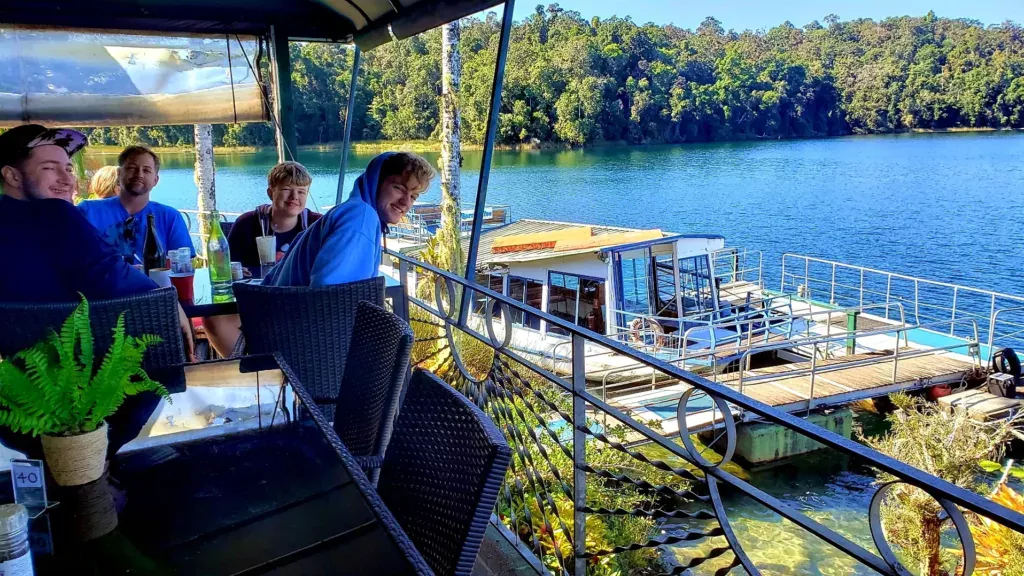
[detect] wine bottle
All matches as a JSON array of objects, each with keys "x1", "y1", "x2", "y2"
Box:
[
  {"x1": 206, "y1": 212, "x2": 232, "y2": 288},
  {"x1": 142, "y1": 213, "x2": 166, "y2": 275}
]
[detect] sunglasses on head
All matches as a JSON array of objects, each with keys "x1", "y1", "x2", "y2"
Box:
[{"x1": 123, "y1": 216, "x2": 136, "y2": 242}]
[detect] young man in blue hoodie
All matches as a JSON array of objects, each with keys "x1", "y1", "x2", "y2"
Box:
[{"x1": 264, "y1": 152, "x2": 434, "y2": 286}]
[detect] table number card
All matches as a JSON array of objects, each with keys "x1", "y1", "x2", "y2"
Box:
[{"x1": 10, "y1": 459, "x2": 48, "y2": 516}]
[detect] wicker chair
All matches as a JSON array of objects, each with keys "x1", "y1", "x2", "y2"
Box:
[
  {"x1": 377, "y1": 369, "x2": 512, "y2": 576},
  {"x1": 333, "y1": 301, "x2": 413, "y2": 483},
  {"x1": 0, "y1": 287, "x2": 187, "y2": 392},
  {"x1": 232, "y1": 277, "x2": 384, "y2": 420}
]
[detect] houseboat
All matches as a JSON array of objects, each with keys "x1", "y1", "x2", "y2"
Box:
[{"x1": 388, "y1": 215, "x2": 1024, "y2": 445}]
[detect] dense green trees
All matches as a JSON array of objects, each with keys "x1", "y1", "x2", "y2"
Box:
[{"x1": 83, "y1": 8, "x2": 1024, "y2": 149}]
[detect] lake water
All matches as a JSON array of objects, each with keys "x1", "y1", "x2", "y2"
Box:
[
  {"x1": 84, "y1": 131, "x2": 1024, "y2": 573},
  {"x1": 87, "y1": 131, "x2": 1024, "y2": 298}
]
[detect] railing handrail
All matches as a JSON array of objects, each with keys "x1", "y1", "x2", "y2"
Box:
[
  {"x1": 782, "y1": 253, "x2": 1024, "y2": 302},
  {"x1": 735, "y1": 316, "x2": 981, "y2": 360},
  {"x1": 388, "y1": 248, "x2": 1024, "y2": 537},
  {"x1": 610, "y1": 292, "x2": 796, "y2": 330},
  {"x1": 989, "y1": 306, "x2": 1024, "y2": 359},
  {"x1": 679, "y1": 301, "x2": 909, "y2": 351}
]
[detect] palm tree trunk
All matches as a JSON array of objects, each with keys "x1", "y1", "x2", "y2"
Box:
[
  {"x1": 194, "y1": 124, "x2": 217, "y2": 238},
  {"x1": 436, "y1": 20, "x2": 464, "y2": 278},
  {"x1": 921, "y1": 514, "x2": 943, "y2": 576}
]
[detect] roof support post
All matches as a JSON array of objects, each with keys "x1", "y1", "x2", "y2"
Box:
[
  {"x1": 460, "y1": 0, "x2": 515, "y2": 324},
  {"x1": 673, "y1": 244, "x2": 683, "y2": 323},
  {"x1": 336, "y1": 46, "x2": 362, "y2": 205},
  {"x1": 269, "y1": 26, "x2": 298, "y2": 163}
]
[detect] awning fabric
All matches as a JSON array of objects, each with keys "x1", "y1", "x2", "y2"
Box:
[
  {"x1": 0, "y1": 28, "x2": 265, "y2": 127},
  {"x1": 0, "y1": 0, "x2": 506, "y2": 47}
]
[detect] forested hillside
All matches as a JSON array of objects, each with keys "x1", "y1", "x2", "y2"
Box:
[{"x1": 84, "y1": 7, "x2": 1024, "y2": 148}]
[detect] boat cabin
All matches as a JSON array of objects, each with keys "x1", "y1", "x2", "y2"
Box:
[{"x1": 471, "y1": 219, "x2": 725, "y2": 342}]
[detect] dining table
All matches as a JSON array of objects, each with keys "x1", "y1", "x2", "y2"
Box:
[
  {"x1": 7, "y1": 355, "x2": 431, "y2": 575},
  {"x1": 178, "y1": 267, "x2": 407, "y2": 318}
]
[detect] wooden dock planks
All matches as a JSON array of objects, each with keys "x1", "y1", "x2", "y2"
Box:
[
  {"x1": 719, "y1": 351, "x2": 974, "y2": 411},
  {"x1": 615, "y1": 349, "x2": 978, "y2": 434}
]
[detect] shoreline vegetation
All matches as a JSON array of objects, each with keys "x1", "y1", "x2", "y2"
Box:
[{"x1": 84, "y1": 127, "x2": 1024, "y2": 156}]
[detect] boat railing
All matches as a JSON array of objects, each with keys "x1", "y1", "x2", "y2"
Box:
[
  {"x1": 597, "y1": 302, "x2": 908, "y2": 401},
  {"x1": 609, "y1": 295, "x2": 797, "y2": 353},
  {"x1": 609, "y1": 298, "x2": 907, "y2": 367},
  {"x1": 386, "y1": 248, "x2": 1024, "y2": 576},
  {"x1": 735, "y1": 317, "x2": 982, "y2": 414},
  {"x1": 678, "y1": 301, "x2": 909, "y2": 373},
  {"x1": 710, "y1": 246, "x2": 763, "y2": 288},
  {"x1": 990, "y1": 306, "x2": 1024, "y2": 361},
  {"x1": 681, "y1": 291, "x2": 796, "y2": 324},
  {"x1": 781, "y1": 253, "x2": 1024, "y2": 358},
  {"x1": 387, "y1": 203, "x2": 513, "y2": 243}
]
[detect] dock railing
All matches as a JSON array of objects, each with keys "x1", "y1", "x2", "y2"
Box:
[
  {"x1": 388, "y1": 248, "x2": 1024, "y2": 576},
  {"x1": 781, "y1": 253, "x2": 1024, "y2": 359},
  {"x1": 734, "y1": 317, "x2": 982, "y2": 416}
]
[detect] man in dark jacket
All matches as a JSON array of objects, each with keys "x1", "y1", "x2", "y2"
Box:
[{"x1": 0, "y1": 124, "x2": 193, "y2": 457}]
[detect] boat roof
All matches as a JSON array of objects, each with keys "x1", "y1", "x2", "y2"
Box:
[
  {"x1": 2, "y1": 0, "x2": 503, "y2": 48},
  {"x1": 476, "y1": 219, "x2": 652, "y2": 268}
]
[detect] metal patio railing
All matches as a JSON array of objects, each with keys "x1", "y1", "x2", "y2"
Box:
[
  {"x1": 781, "y1": 253, "x2": 1024, "y2": 360},
  {"x1": 387, "y1": 248, "x2": 1024, "y2": 576}
]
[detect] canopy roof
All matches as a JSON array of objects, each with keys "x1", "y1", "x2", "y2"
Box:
[{"x1": 0, "y1": 0, "x2": 504, "y2": 48}]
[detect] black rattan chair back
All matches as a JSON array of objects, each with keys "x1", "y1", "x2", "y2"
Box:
[
  {"x1": 378, "y1": 369, "x2": 511, "y2": 576},
  {"x1": 233, "y1": 277, "x2": 384, "y2": 419},
  {"x1": 333, "y1": 301, "x2": 413, "y2": 482},
  {"x1": 0, "y1": 287, "x2": 187, "y2": 391}
]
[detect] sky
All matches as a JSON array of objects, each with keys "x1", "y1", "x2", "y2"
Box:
[{"x1": 506, "y1": 0, "x2": 1023, "y2": 30}]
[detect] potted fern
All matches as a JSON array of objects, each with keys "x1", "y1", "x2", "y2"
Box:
[{"x1": 0, "y1": 297, "x2": 169, "y2": 486}]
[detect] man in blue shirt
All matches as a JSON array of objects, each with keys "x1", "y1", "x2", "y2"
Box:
[
  {"x1": 0, "y1": 125, "x2": 193, "y2": 458},
  {"x1": 79, "y1": 145, "x2": 194, "y2": 264},
  {"x1": 264, "y1": 152, "x2": 434, "y2": 286}
]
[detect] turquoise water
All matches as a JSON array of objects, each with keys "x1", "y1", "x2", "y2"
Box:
[{"x1": 84, "y1": 132, "x2": 1024, "y2": 573}]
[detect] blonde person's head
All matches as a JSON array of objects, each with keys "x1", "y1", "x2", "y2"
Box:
[
  {"x1": 88, "y1": 165, "x2": 119, "y2": 199},
  {"x1": 376, "y1": 152, "x2": 435, "y2": 225},
  {"x1": 266, "y1": 161, "x2": 313, "y2": 218}
]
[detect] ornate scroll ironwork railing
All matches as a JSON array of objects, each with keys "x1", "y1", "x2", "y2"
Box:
[{"x1": 387, "y1": 249, "x2": 1024, "y2": 576}]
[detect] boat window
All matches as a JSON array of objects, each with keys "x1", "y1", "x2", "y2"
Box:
[
  {"x1": 653, "y1": 254, "x2": 677, "y2": 317},
  {"x1": 679, "y1": 255, "x2": 716, "y2": 316},
  {"x1": 620, "y1": 250, "x2": 652, "y2": 316},
  {"x1": 508, "y1": 277, "x2": 543, "y2": 330},
  {"x1": 547, "y1": 272, "x2": 606, "y2": 336}
]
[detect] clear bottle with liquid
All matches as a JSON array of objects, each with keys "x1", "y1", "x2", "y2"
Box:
[{"x1": 205, "y1": 212, "x2": 232, "y2": 290}]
